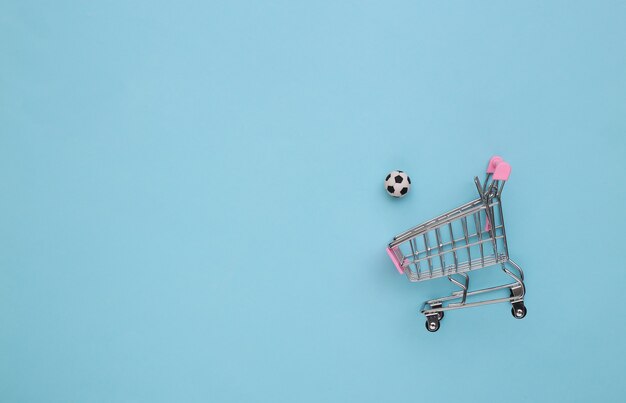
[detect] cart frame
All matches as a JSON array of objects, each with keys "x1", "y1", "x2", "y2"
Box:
[{"x1": 386, "y1": 156, "x2": 526, "y2": 332}]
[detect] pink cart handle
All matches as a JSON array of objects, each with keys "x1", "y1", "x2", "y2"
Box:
[
  {"x1": 487, "y1": 156, "x2": 511, "y2": 181},
  {"x1": 487, "y1": 156, "x2": 503, "y2": 173},
  {"x1": 493, "y1": 162, "x2": 511, "y2": 180}
]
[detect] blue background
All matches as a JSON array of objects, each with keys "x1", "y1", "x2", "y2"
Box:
[{"x1": 2, "y1": 1, "x2": 626, "y2": 402}]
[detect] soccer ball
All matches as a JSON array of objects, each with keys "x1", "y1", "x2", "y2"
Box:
[{"x1": 385, "y1": 170, "x2": 411, "y2": 198}]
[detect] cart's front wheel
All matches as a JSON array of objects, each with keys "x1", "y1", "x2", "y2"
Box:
[
  {"x1": 511, "y1": 303, "x2": 527, "y2": 319},
  {"x1": 425, "y1": 317, "x2": 440, "y2": 332}
]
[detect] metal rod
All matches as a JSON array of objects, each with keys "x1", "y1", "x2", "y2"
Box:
[
  {"x1": 474, "y1": 212, "x2": 485, "y2": 267},
  {"x1": 423, "y1": 234, "x2": 433, "y2": 277},
  {"x1": 435, "y1": 228, "x2": 446, "y2": 275},
  {"x1": 410, "y1": 238, "x2": 420, "y2": 280},
  {"x1": 497, "y1": 197, "x2": 509, "y2": 258},
  {"x1": 448, "y1": 222, "x2": 458, "y2": 273},
  {"x1": 461, "y1": 216, "x2": 472, "y2": 270}
]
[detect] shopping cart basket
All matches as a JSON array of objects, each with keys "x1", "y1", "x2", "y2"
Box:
[{"x1": 386, "y1": 156, "x2": 526, "y2": 332}]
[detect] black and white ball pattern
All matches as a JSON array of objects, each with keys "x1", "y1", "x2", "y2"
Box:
[{"x1": 385, "y1": 170, "x2": 411, "y2": 198}]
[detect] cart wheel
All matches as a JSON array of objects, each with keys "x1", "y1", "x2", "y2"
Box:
[
  {"x1": 511, "y1": 303, "x2": 527, "y2": 319},
  {"x1": 425, "y1": 317, "x2": 440, "y2": 332},
  {"x1": 437, "y1": 311, "x2": 444, "y2": 320}
]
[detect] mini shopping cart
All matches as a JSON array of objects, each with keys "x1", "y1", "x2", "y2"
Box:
[{"x1": 386, "y1": 156, "x2": 526, "y2": 332}]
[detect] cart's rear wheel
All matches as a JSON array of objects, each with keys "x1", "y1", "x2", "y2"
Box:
[
  {"x1": 511, "y1": 303, "x2": 527, "y2": 319},
  {"x1": 425, "y1": 317, "x2": 440, "y2": 332}
]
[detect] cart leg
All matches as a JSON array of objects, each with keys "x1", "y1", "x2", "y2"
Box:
[
  {"x1": 510, "y1": 284, "x2": 527, "y2": 319},
  {"x1": 502, "y1": 259, "x2": 527, "y2": 319},
  {"x1": 510, "y1": 283, "x2": 524, "y2": 301},
  {"x1": 447, "y1": 273, "x2": 469, "y2": 307}
]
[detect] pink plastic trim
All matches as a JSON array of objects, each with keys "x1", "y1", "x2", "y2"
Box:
[
  {"x1": 485, "y1": 216, "x2": 491, "y2": 232},
  {"x1": 386, "y1": 247, "x2": 404, "y2": 274},
  {"x1": 487, "y1": 156, "x2": 503, "y2": 174},
  {"x1": 493, "y1": 162, "x2": 511, "y2": 181}
]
